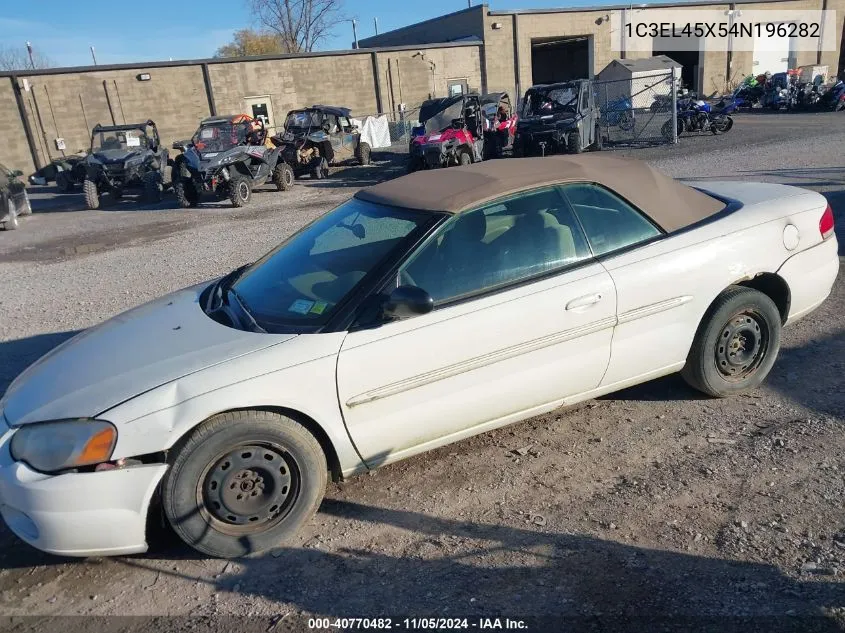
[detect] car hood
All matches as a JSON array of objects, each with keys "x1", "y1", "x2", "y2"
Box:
[
  {"x1": 90, "y1": 149, "x2": 142, "y2": 164},
  {"x1": 1, "y1": 284, "x2": 297, "y2": 426}
]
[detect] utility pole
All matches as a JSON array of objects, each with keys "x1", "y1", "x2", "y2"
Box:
[
  {"x1": 352, "y1": 20, "x2": 359, "y2": 49},
  {"x1": 374, "y1": 17, "x2": 379, "y2": 35},
  {"x1": 90, "y1": 46, "x2": 98, "y2": 65},
  {"x1": 26, "y1": 41, "x2": 34, "y2": 69}
]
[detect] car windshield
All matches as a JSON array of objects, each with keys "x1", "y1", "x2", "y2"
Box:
[
  {"x1": 285, "y1": 110, "x2": 321, "y2": 130},
  {"x1": 526, "y1": 85, "x2": 579, "y2": 115},
  {"x1": 230, "y1": 198, "x2": 435, "y2": 331},
  {"x1": 192, "y1": 121, "x2": 250, "y2": 152},
  {"x1": 92, "y1": 128, "x2": 149, "y2": 151}
]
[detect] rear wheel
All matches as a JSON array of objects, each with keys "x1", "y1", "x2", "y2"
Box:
[
  {"x1": 228, "y1": 175, "x2": 252, "y2": 207},
  {"x1": 618, "y1": 111, "x2": 635, "y2": 131},
  {"x1": 272, "y1": 162, "x2": 294, "y2": 191},
  {"x1": 83, "y1": 178, "x2": 99, "y2": 209},
  {"x1": 681, "y1": 286, "x2": 781, "y2": 398},
  {"x1": 161, "y1": 410, "x2": 327, "y2": 558},
  {"x1": 174, "y1": 178, "x2": 199, "y2": 208},
  {"x1": 458, "y1": 149, "x2": 472, "y2": 166},
  {"x1": 355, "y1": 141, "x2": 371, "y2": 166},
  {"x1": 143, "y1": 171, "x2": 164, "y2": 203}
]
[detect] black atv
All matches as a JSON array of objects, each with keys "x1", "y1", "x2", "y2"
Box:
[
  {"x1": 271, "y1": 105, "x2": 370, "y2": 181},
  {"x1": 173, "y1": 114, "x2": 292, "y2": 208},
  {"x1": 512, "y1": 80, "x2": 601, "y2": 156},
  {"x1": 82, "y1": 120, "x2": 168, "y2": 209}
]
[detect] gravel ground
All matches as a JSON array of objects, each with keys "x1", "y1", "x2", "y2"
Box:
[{"x1": 0, "y1": 112, "x2": 844, "y2": 632}]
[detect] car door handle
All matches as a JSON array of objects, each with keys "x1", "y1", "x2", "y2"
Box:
[{"x1": 566, "y1": 293, "x2": 603, "y2": 310}]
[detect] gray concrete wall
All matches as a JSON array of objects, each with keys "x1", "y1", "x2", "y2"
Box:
[{"x1": 0, "y1": 43, "x2": 483, "y2": 177}]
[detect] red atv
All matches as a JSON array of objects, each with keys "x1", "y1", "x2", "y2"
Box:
[
  {"x1": 480, "y1": 92, "x2": 518, "y2": 159},
  {"x1": 408, "y1": 93, "x2": 484, "y2": 171}
]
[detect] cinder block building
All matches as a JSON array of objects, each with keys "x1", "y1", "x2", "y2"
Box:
[{"x1": 360, "y1": 0, "x2": 845, "y2": 103}]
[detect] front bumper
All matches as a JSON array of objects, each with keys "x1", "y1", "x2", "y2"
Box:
[{"x1": 0, "y1": 424, "x2": 168, "y2": 557}]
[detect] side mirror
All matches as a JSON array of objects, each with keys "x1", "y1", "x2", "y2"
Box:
[{"x1": 383, "y1": 285, "x2": 434, "y2": 320}]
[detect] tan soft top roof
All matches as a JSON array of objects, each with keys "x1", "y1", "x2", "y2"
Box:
[{"x1": 355, "y1": 154, "x2": 725, "y2": 232}]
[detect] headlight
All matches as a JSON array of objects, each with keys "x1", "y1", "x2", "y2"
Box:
[{"x1": 10, "y1": 419, "x2": 117, "y2": 473}]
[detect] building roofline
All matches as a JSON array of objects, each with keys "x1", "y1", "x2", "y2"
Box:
[
  {"x1": 0, "y1": 39, "x2": 482, "y2": 78},
  {"x1": 488, "y1": 0, "x2": 809, "y2": 15},
  {"x1": 358, "y1": 4, "x2": 485, "y2": 47}
]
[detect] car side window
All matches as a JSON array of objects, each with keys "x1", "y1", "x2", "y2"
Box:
[
  {"x1": 398, "y1": 187, "x2": 591, "y2": 305},
  {"x1": 560, "y1": 183, "x2": 662, "y2": 256}
]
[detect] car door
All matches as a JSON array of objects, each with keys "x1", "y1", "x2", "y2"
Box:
[
  {"x1": 336, "y1": 186, "x2": 617, "y2": 466},
  {"x1": 559, "y1": 182, "x2": 698, "y2": 388}
]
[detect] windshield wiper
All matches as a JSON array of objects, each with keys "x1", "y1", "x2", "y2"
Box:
[
  {"x1": 208, "y1": 263, "x2": 251, "y2": 312},
  {"x1": 227, "y1": 288, "x2": 267, "y2": 333}
]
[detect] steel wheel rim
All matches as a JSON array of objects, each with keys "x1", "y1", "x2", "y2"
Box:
[
  {"x1": 237, "y1": 181, "x2": 249, "y2": 201},
  {"x1": 714, "y1": 309, "x2": 769, "y2": 381},
  {"x1": 198, "y1": 442, "x2": 301, "y2": 535}
]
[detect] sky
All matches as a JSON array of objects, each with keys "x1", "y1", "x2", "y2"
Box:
[{"x1": 1, "y1": 0, "x2": 653, "y2": 68}]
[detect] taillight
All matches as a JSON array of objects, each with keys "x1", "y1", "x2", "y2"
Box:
[{"x1": 820, "y1": 203, "x2": 835, "y2": 240}]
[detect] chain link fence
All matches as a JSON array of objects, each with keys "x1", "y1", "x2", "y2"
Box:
[{"x1": 594, "y1": 72, "x2": 678, "y2": 145}]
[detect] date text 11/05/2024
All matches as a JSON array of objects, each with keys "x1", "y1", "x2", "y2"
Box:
[
  {"x1": 308, "y1": 618, "x2": 528, "y2": 630},
  {"x1": 625, "y1": 21, "x2": 821, "y2": 39}
]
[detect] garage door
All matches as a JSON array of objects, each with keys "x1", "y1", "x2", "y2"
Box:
[{"x1": 753, "y1": 29, "x2": 790, "y2": 74}]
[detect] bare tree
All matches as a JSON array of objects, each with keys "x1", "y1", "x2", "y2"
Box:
[
  {"x1": 249, "y1": 0, "x2": 347, "y2": 53},
  {"x1": 216, "y1": 29, "x2": 286, "y2": 57},
  {"x1": 0, "y1": 44, "x2": 52, "y2": 71}
]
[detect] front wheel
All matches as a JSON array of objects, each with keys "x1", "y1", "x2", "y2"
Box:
[
  {"x1": 681, "y1": 286, "x2": 781, "y2": 398},
  {"x1": 143, "y1": 171, "x2": 164, "y2": 203},
  {"x1": 173, "y1": 178, "x2": 199, "y2": 208},
  {"x1": 618, "y1": 111, "x2": 635, "y2": 131},
  {"x1": 161, "y1": 410, "x2": 328, "y2": 558},
  {"x1": 228, "y1": 174, "x2": 252, "y2": 207},
  {"x1": 567, "y1": 130, "x2": 583, "y2": 154},
  {"x1": 83, "y1": 178, "x2": 99, "y2": 210},
  {"x1": 56, "y1": 171, "x2": 74, "y2": 193},
  {"x1": 458, "y1": 149, "x2": 472, "y2": 166},
  {"x1": 272, "y1": 162, "x2": 294, "y2": 191}
]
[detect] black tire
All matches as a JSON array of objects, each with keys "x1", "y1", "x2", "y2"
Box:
[
  {"x1": 228, "y1": 174, "x2": 252, "y2": 207},
  {"x1": 161, "y1": 410, "x2": 327, "y2": 558},
  {"x1": 836, "y1": 100, "x2": 845, "y2": 112},
  {"x1": 83, "y1": 178, "x2": 99, "y2": 210},
  {"x1": 143, "y1": 171, "x2": 163, "y2": 203},
  {"x1": 512, "y1": 139, "x2": 524, "y2": 157},
  {"x1": 310, "y1": 157, "x2": 329, "y2": 180},
  {"x1": 458, "y1": 149, "x2": 472, "y2": 166},
  {"x1": 56, "y1": 171, "x2": 74, "y2": 193},
  {"x1": 174, "y1": 178, "x2": 199, "y2": 208},
  {"x1": 618, "y1": 111, "x2": 635, "y2": 132},
  {"x1": 355, "y1": 141, "x2": 371, "y2": 166},
  {"x1": 681, "y1": 286, "x2": 782, "y2": 398},
  {"x1": 592, "y1": 124, "x2": 603, "y2": 151},
  {"x1": 567, "y1": 130, "x2": 583, "y2": 154},
  {"x1": 407, "y1": 157, "x2": 421, "y2": 173},
  {"x1": 272, "y1": 162, "x2": 294, "y2": 191},
  {"x1": 3, "y1": 207, "x2": 18, "y2": 231}
]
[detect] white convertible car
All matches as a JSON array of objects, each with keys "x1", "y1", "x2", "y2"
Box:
[{"x1": 0, "y1": 155, "x2": 838, "y2": 558}]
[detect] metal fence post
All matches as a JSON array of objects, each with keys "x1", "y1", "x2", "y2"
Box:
[{"x1": 672, "y1": 83, "x2": 678, "y2": 144}]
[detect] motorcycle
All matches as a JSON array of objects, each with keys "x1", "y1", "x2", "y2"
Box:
[
  {"x1": 669, "y1": 93, "x2": 733, "y2": 136},
  {"x1": 600, "y1": 95, "x2": 635, "y2": 131},
  {"x1": 820, "y1": 79, "x2": 845, "y2": 111}
]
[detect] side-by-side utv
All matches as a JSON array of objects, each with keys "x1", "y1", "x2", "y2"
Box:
[
  {"x1": 271, "y1": 105, "x2": 371, "y2": 180},
  {"x1": 81, "y1": 120, "x2": 168, "y2": 209},
  {"x1": 172, "y1": 114, "x2": 293, "y2": 208},
  {"x1": 408, "y1": 93, "x2": 485, "y2": 171},
  {"x1": 512, "y1": 80, "x2": 602, "y2": 156}
]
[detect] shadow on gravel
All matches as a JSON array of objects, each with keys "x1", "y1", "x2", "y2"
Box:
[{"x1": 155, "y1": 500, "x2": 844, "y2": 631}]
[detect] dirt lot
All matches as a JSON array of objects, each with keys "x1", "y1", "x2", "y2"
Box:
[{"x1": 0, "y1": 111, "x2": 844, "y2": 632}]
